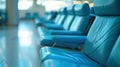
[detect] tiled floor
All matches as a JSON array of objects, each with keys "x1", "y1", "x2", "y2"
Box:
[{"x1": 0, "y1": 20, "x2": 41, "y2": 67}]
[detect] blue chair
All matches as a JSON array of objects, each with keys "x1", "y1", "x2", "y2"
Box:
[
  {"x1": 40, "y1": 0, "x2": 120, "y2": 66},
  {"x1": 83, "y1": 7, "x2": 96, "y2": 35},
  {"x1": 49, "y1": 3, "x2": 91, "y2": 35},
  {"x1": 33, "y1": 12, "x2": 39, "y2": 18},
  {"x1": 107, "y1": 36, "x2": 120, "y2": 67},
  {"x1": 41, "y1": 7, "x2": 68, "y2": 29},
  {"x1": 25, "y1": 12, "x2": 32, "y2": 19},
  {"x1": 39, "y1": 3, "x2": 92, "y2": 47},
  {"x1": 38, "y1": 5, "x2": 75, "y2": 31},
  {"x1": 46, "y1": 11, "x2": 57, "y2": 20},
  {"x1": 41, "y1": 11, "x2": 54, "y2": 20},
  {"x1": 36, "y1": 9, "x2": 65, "y2": 26}
]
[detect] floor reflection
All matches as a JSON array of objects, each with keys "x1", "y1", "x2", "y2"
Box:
[
  {"x1": 0, "y1": 20, "x2": 40, "y2": 67},
  {"x1": 5, "y1": 26, "x2": 19, "y2": 67}
]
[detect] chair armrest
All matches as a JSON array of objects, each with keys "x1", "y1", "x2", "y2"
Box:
[
  {"x1": 52, "y1": 35, "x2": 86, "y2": 49},
  {"x1": 51, "y1": 30, "x2": 82, "y2": 35},
  {"x1": 40, "y1": 35, "x2": 54, "y2": 46},
  {"x1": 38, "y1": 27, "x2": 86, "y2": 48},
  {"x1": 53, "y1": 35, "x2": 86, "y2": 44},
  {"x1": 38, "y1": 27, "x2": 55, "y2": 46},
  {"x1": 45, "y1": 24, "x2": 64, "y2": 30}
]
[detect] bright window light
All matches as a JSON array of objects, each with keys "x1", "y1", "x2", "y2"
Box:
[
  {"x1": 42, "y1": 1, "x2": 67, "y2": 11},
  {"x1": 0, "y1": 0, "x2": 6, "y2": 10},
  {"x1": 37, "y1": 0, "x2": 41, "y2": 5},
  {"x1": 18, "y1": 0, "x2": 33, "y2": 10}
]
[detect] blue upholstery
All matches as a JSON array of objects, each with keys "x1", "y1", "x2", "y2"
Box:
[
  {"x1": 42, "y1": 5, "x2": 75, "y2": 30},
  {"x1": 41, "y1": 35, "x2": 120, "y2": 67},
  {"x1": 42, "y1": 58, "x2": 100, "y2": 67},
  {"x1": 75, "y1": 3, "x2": 89, "y2": 16},
  {"x1": 37, "y1": 5, "x2": 75, "y2": 46},
  {"x1": 83, "y1": 0, "x2": 120, "y2": 65},
  {"x1": 49, "y1": 3, "x2": 90, "y2": 35},
  {"x1": 90, "y1": 7, "x2": 95, "y2": 17},
  {"x1": 37, "y1": 5, "x2": 74, "y2": 45},
  {"x1": 44, "y1": 11, "x2": 57, "y2": 20},
  {"x1": 43, "y1": 12, "x2": 67, "y2": 30},
  {"x1": 50, "y1": 3, "x2": 90, "y2": 35},
  {"x1": 67, "y1": 5, "x2": 75, "y2": 15},
  {"x1": 33, "y1": 12, "x2": 39, "y2": 18},
  {"x1": 36, "y1": 10, "x2": 61, "y2": 26},
  {"x1": 83, "y1": 16, "x2": 120, "y2": 65},
  {"x1": 44, "y1": 11, "x2": 58, "y2": 21},
  {"x1": 94, "y1": 0, "x2": 120, "y2": 16},
  {"x1": 39, "y1": 3, "x2": 91, "y2": 47},
  {"x1": 52, "y1": 35, "x2": 86, "y2": 48},
  {"x1": 25, "y1": 12, "x2": 32, "y2": 19},
  {"x1": 43, "y1": 8, "x2": 67, "y2": 26},
  {"x1": 83, "y1": 7, "x2": 95, "y2": 35},
  {"x1": 107, "y1": 36, "x2": 120, "y2": 67},
  {"x1": 40, "y1": 0, "x2": 120, "y2": 67}
]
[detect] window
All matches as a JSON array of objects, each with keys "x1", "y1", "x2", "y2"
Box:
[
  {"x1": 39, "y1": 0, "x2": 73, "y2": 11},
  {"x1": 0, "y1": 0, "x2": 6, "y2": 10},
  {"x1": 18, "y1": 0, "x2": 33, "y2": 10}
]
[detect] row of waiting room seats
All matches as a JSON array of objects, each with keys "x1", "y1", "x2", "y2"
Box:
[
  {"x1": 36, "y1": 3, "x2": 95, "y2": 48},
  {"x1": 35, "y1": 0, "x2": 120, "y2": 66}
]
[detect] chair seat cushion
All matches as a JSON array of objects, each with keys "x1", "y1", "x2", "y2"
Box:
[
  {"x1": 42, "y1": 59, "x2": 77, "y2": 67},
  {"x1": 40, "y1": 47, "x2": 101, "y2": 67}
]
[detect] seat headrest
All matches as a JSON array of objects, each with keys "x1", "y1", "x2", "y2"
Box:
[
  {"x1": 67, "y1": 5, "x2": 75, "y2": 15},
  {"x1": 74, "y1": 3, "x2": 90, "y2": 16},
  {"x1": 94, "y1": 0, "x2": 120, "y2": 16},
  {"x1": 90, "y1": 7, "x2": 95, "y2": 14},
  {"x1": 60, "y1": 7, "x2": 67, "y2": 15}
]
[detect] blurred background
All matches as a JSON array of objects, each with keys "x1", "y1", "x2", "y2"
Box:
[{"x1": 0, "y1": 0, "x2": 94, "y2": 20}]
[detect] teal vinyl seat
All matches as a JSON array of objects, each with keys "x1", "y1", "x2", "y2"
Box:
[
  {"x1": 42, "y1": 35, "x2": 120, "y2": 67},
  {"x1": 48, "y1": 3, "x2": 91, "y2": 35},
  {"x1": 39, "y1": 3, "x2": 92, "y2": 47},
  {"x1": 40, "y1": 0, "x2": 120, "y2": 67},
  {"x1": 43, "y1": 11, "x2": 58, "y2": 21},
  {"x1": 36, "y1": 7, "x2": 67, "y2": 27},
  {"x1": 41, "y1": 7, "x2": 68, "y2": 30},
  {"x1": 107, "y1": 36, "x2": 120, "y2": 67},
  {"x1": 38, "y1": 4, "x2": 75, "y2": 31},
  {"x1": 25, "y1": 12, "x2": 32, "y2": 19}
]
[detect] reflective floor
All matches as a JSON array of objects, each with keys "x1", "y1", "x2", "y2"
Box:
[{"x1": 0, "y1": 20, "x2": 40, "y2": 67}]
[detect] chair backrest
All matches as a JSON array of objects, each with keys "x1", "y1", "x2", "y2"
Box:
[
  {"x1": 46, "y1": 11, "x2": 57, "y2": 20},
  {"x1": 69, "y1": 3, "x2": 90, "y2": 35},
  {"x1": 53, "y1": 9, "x2": 61, "y2": 23},
  {"x1": 43, "y1": 12, "x2": 50, "y2": 19},
  {"x1": 83, "y1": 7, "x2": 96, "y2": 35},
  {"x1": 90, "y1": 7, "x2": 95, "y2": 17},
  {"x1": 25, "y1": 12, "x2": 31, "y2": 19},
  {"x1": 32, "y1": 12, "x2": 39, "y2": 18},
  {"x1": 55, "y1": 7, "x2": 67, "y2": 25},
  {"x1": 107, "y1": 35, "x2": 120, "y2": 67},
  {"x1": 83, "y1": 0, "x2": 120, "y2": 66},
  {"x1": 62, "y1": 5, "x2": 75, "y2": 30}
]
